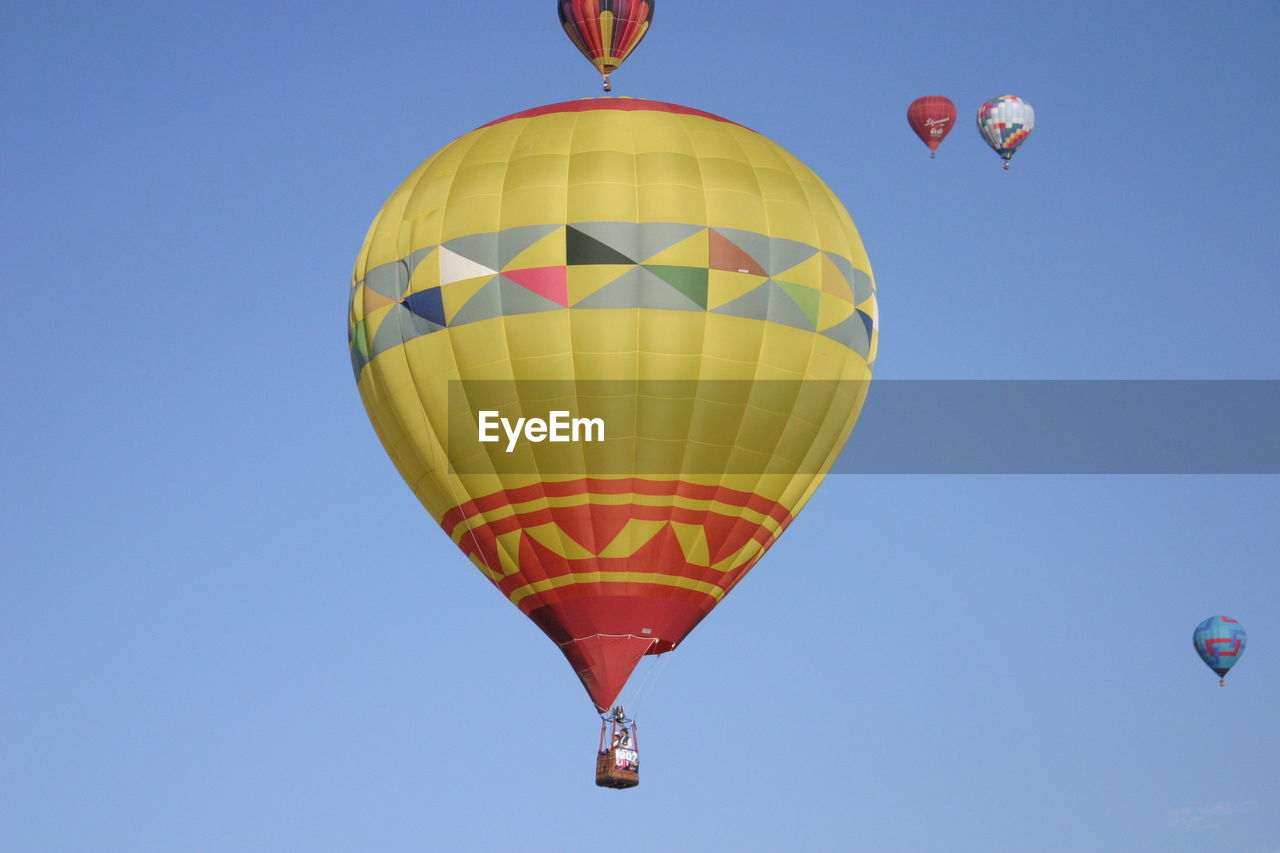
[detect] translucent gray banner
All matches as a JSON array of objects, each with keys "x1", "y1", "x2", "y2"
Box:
[
  {"x1": 839, "y1": 380, "x2": 1278, "y2": 473},
  {"x1": 443, "y1": 380, "x2": 1279, "y2": 475}
]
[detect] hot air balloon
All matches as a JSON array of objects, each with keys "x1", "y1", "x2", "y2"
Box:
[
  {"x1": 348, "y1": 97, "x2": 877, "y2": 784},
  {"x1": 559, "y1": 0, "x2": 654, "y2": 91},
  {"x1": 977, "y1": 95, "x2": 1035, "y2": 169},
  {"x1": 1193, "y1": 616, "x2": 1247, "y2": 686},
  {"x1": 907, "y1": 96, "x2": 956, "y2": 158}
]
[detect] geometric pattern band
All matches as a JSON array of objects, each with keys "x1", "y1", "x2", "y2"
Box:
[
  {"x1": 438, "y1": 477, "x2": 794, "y2": 615},
  {"x1": 349, "y1": 220, "x2": 878, "y2": 377}
]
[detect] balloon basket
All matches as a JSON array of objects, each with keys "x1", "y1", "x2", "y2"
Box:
[
  {"x1": 595, "y1": 709, "x2": 640, "y2": 789},
  {"x1": 596, "y1": 750, "x2": 640, "y2": 788}
]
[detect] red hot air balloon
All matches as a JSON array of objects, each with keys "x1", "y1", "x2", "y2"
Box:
[
  {"x1": 907, "y1": 96, "x2": 957, "y2": 158},
  {"x1": 559, "y1": 0, "x2": 655, "y2": 91}
]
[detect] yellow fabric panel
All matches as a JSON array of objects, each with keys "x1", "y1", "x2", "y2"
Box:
[
  {"x1": 636, "y1": 151, "x2": 703, "y2": 187},
  {"x1": 499, "y1": 154, "x2": 570, "y2": 192},
  {"x1": 569, "y1": 150, "x2": 637, "y2": 186},
  {"x1": 637, "y1": 184, "x2": 708, "y2": 223},
  {"x1": 566, "y1": 181, "x2": 640, "y2": 223}
]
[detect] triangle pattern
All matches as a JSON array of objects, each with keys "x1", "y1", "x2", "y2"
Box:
[
  {"x1": 636, "y1": 223, "x2": 706, "y2": 262},
  {"x1": 443, "y1": 234, "x2": 500, "y2": 273},
  {"x1": 819, "y1": 311, "x2": 872, "y2": 358},
  {"x1": 669, "y1": 522, "x2": 710, "y2": 567},
  {"x1": 404, "y1": 287, "x2": 446, "y2": 327},
  {"x1": 496, "y1": 275, "x2": 566, "y2": 316},
  {"x1": 717, "y1": 228, "x2": 817, "y2": 275},
  {"x1": 440, "y1": 246, "x2": 498, "y2": 286},
  {"x1": 773, "y1": 279, "x2": 821, "y2": 328},
  {"x1": 442, "y1": 275, "x2": 498, "y2": 323},
  {"x1": 765, "y1": 281, "x2": 818, "y2": 330},
  {"x1": 568, "y1": 222, "x2": 643, "y2": 264},
  {"x1": 567, "y1": 225, "x2": 635, "y2": 266},
  {"x1": 361, "y1": 303, "x2": 397, "y2": 349},
  {"x1": 849, "y1": 267, "x2": 875, "y2": 304},
  {"x1": 575, "y1": 266, "x2": 703, "y2": 311},
  {"x1": 773, "y1": 254, "x2": 823, "y2": 291},
  {"x1": 586, "y1": 508, "x2": 640, "y2": 558},
  {"x1": 523, "y1": 523, "x2": 596, "y2": 560},
  {"x1": 598, "y1": 519, "x2": 669, "y2": 558},
  {"x1": 819, "y1": 253, "x2": 854, "y2": 302},
  {"x1": 643, "y1": 265, "x2": 708, "y2": 308},
  {"x1": 709, "y1": 229, "x2": 766, "y2": 275},
  {"x1": 568, "y1": 264, "x2": 634, "y2": 305},
  {"x1": 361, "y1": 286, "x2": 396, "y2": 314},
  {"x1": 707, "y1": 269, "x2": 768, "y2": 309},
  {"x1": 406, "y1": 248, "x2": 441, "y2": 294},
  {"x1": 818, "y1": 291, "x2": 856, "y2": 330},
  {"x1": 641, "y1": 227, "x2": 709, "y2": 267},
  {"x1": 547, "y1": 504, "x2": 611, "y2": 555},
  {"x1": 711, "y1": 537, "x2": 764, "y2": 573},
  {"x1": 360, "y1": 300, "x2": 394, "y2": 343},
  {"x1": 505, "y1": 265, "x2": 569, "y2": 307},
  {"x1": 503, "y1": 226, "x2": 567, "y2": 271},
  {"x1": 711, "y1": 281, "x2": 773, "y2": 322},
  {"x1": 363, "y1": 257, "x2": 411, "y2": 300},
  {"x1": 712, "y1": 280, "x2": 816, "y2": 330},
  {"x1": 448, "y1": 277, "x2": 505, "y2": 327},
  {"x1": 351, "y1": 320, "x2": 369, "y2": 358},
  {"x1": 497, "y1": 224, "x2": 562, "y2": 269},
  {"x1": 402, "y1": 246, "x2": 434, "y2": 279},
  {"x1": 372, "y1": 303, "x2": 443, "y2": 353},
  {"x1": 857, "y1": 308, "x2": 875, "y2": 340},
  {"x1": 494, "y1": 529, "x2": 525, "y2": 579}
]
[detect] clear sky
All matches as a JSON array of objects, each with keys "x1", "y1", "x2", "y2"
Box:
[{"x1": 3, "y1": 2, "x2": 1277, "y2": 851}]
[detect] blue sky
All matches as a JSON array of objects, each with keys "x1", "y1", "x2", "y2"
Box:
[{"x1": 3, "y1": 2, "x2": 1277, "y2": 851}]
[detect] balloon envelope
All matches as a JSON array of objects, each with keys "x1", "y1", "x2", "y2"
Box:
[
  {"x1": 559, "y1": 0, "x2": 654, "y2": 84},
  {"x1": 349, "y1": 98, "x2": 877, "y2": 711},
  {"x1": 1193, "y1": 615, "x2": 1247, "y2": 679},
  {"x1": 977, "y1": 95, "x2": 1035, "y2": 164},
  {"x1": 907, "y1": 96, "x2": 957, "y2": 154}
]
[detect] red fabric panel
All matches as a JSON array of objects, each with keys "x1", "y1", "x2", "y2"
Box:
[
  {"x1": 478, "y1": 98, "x2": 744, "y2": 130},
  {"x1": 531, "y1": 595, "x2": 707, "y2": 650},
  {"x1": 557, "y1": 633, "x2": 660, "y2": 711}
]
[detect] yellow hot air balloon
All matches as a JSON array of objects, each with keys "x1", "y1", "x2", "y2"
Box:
[{"x1": 349, "y1": 97, "x2": 877, "y2": 720}]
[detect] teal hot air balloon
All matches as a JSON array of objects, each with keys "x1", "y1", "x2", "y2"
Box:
[{"x1": 1193, "y1": 616, "x2": 1247, "y2": 685}]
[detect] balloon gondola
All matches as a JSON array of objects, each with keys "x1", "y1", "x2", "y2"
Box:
[{"x1": 596, "y1": 706, "x2": 640, "y2": 788}]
